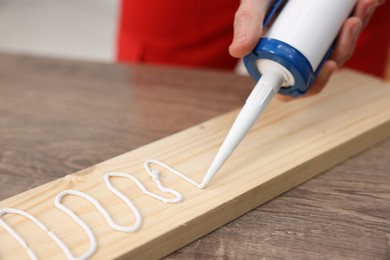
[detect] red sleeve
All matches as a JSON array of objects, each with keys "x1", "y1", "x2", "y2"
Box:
[{"x1": 116, "y1": 1, "x2": 239, "y2": 70}]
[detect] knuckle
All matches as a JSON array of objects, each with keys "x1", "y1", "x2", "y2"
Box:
[
  {"x1": 235, "y1": 9, "x2": 252, "y2": 22},
  {"x1": 344, "y1": 51, "x2": 353, "y2": 61},
  {"x1": 341, "y1": 47, "x2": 355, "y2": 63},
  {"x1": 337, "y1": 53, "x2": 350, "y2": 66}
]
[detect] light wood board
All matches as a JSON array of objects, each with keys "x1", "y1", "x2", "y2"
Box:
[{"x1": 1, "y1": 70, "x2": 389, "y2": 259}]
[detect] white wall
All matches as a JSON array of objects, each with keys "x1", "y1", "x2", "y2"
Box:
[{"x1": 0, "y1": 0, "x2": 119, "y2": 62}]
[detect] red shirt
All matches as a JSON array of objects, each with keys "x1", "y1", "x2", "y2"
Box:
[
  {"x1": 344, "y1": 1, "x2": 389, "y2": 77},
  {"x1": 117, "y1": 1, "x2": 389, "y2": 77}
]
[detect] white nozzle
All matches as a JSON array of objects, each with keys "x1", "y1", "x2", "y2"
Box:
[{"x1": 200, "y1": 68, "x2": 285, "y2": 188}]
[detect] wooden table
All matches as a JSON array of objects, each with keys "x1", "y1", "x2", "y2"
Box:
[{"x1": 0, "y1": 53, "x2": 389, "y2": 259}]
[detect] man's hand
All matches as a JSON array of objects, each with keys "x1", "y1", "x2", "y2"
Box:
[{"x1": 229, "y1": 0, "x2": 385, "y2": 100}]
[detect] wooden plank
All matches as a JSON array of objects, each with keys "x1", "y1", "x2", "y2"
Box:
[
  {"x1": 0, "y1": 53, "x2": 251, "y2": 202},
  {"x1": 0, "y1": 70, "x2": 389, "y2": 259}
]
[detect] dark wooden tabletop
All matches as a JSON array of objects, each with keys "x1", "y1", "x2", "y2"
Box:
[{"x1": 0, "y1": 53, "x2": 389, "y2": 259}]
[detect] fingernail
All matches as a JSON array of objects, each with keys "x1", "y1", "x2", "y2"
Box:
[
  {"x1": 352, "y1": 23, "x2": 362, "y2": 40},
  {"x1": 231, "y1": 34, "x2": 246, "y2": 46}
]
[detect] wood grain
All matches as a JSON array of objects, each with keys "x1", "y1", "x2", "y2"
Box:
[
  {"x1": 0, "y1": 53, "x2": 389, "y2": 259},
  {"x1": 0, "y1": 53, "x2": 251, "y2": 200},
  {"x1": 168, "y1": 140, "x2": 390, "y2": 260}
]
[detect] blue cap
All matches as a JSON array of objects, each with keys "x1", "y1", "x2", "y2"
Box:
[{"x1": 244, "y1": 38, "x2": 316, "y2": 97}]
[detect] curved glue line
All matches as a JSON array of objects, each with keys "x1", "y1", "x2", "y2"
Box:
[
  {"x1": 0, "y1": 208, "x2": 73, "y2": 260},
  {"x1": 1, "y1": 159, "x2": 204, "y2": 259},
  {"x1": 105, "y1": 171, "x2": 182, "y2": 206},
  {"x1": 144, "y1": 159, "x2": 203, "y2": 189},
  {"x1": 103, "y1": 173, "x2": 143, "y2": 232},
  {"x1": 54, "y1": 190, "x2": 102, "y2": 260},
  {"x1": 104, "y1": 171, "x2": 181, "y2": 233}
]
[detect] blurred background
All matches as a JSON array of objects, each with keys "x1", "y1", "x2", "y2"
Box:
[
  {"x1": 0, "y1": 0, "x2": 119, "y2": 62},
  {"x1": 0, "y1": 0, "x2": 388, "y2": 79}
]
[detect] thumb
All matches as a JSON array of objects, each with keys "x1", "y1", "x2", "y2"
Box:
[{"x1": 229, "y1": 0, "x2": 274, "y2": 58}]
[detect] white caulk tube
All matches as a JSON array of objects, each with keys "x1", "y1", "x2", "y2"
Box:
[
  {"x1": 201, "y1": 0, "x2": 356, "y2": 188},
  {"x1": 269, "y1": 0, "x2": 357, "y2": 71},
  {"x1": 246, "y1": 0, "x2": 357, "y2": 96}
]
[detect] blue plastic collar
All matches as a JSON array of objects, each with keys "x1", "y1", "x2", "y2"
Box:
[{"x1": 244, "y1": 38, "x2": 314, "y2": 97}]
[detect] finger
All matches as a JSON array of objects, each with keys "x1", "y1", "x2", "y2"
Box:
[
  {"x1": 304, "y1": 60, "x2": 338, "y2": 97},
  {"x1": 354, "y1": 0, "x2": 384, "y2": 29},
  {"x1": 276, "y1": 60, "x2": 338, "y2": 102},
  {"x1": 330, "y1": 17, "x2": 363, "y2": 66},
  {"x1": 229, "y1": 0, "x2": 274, "y2": 58}
]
